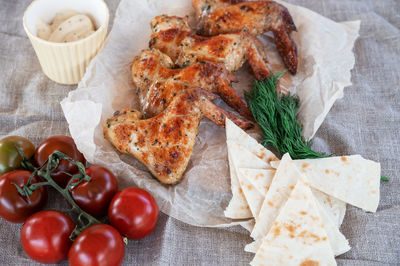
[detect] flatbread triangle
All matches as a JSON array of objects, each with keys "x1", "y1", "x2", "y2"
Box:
[
  {"x1": 225, "y1": 118, "x2": 278, "y2": 165},
  {"x1": 251, "y1": 153, "x2": 297, "y2": 240},
  {"x1": 315, "y1": 198, "x2": 350, "y2": 256},
  {"x1": 295, "y1": 155, "x2": 380, "y2": 212},
  {"x1": 224, "y1": 141, "x2": 270, "y2": 219},
  {"x1": 265, "y1": 157, "x2": 348, "y2": 227},
  {"x1": 238, "y1": 168, "x2": 276, "y2": 218},
  {"x1": 250, "y1": 177, "x2": 337, "y2": 266},
  {"x1": 268, "y1": 155, "x2": 380, "y2": 212},
  {"x1": 311, "y1": 188, "x2": 346, "y2": 228},
  {"x1": 247, "y1": 154, "x2": 350, "y2": 256}
]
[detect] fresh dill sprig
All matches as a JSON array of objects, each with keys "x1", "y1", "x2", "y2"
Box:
[{"x1": 245, "y1": 73, "x2": 327, "y2": 160}]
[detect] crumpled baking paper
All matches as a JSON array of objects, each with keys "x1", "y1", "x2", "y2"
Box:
[{"x1": 61, "y1": 0, "x2": 360, "y2": 227}]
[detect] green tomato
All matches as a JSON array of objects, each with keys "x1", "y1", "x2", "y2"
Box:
[{"x1": 0, "y1": 136, "x2": 35, "y2": 175}]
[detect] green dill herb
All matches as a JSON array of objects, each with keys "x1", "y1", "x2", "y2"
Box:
[
  {"x1": 245, "y1": 72, "x2": 328, "y2": 160},
  {"x1": 381, "y1": 176, "x2": 389, "y2": 182}
]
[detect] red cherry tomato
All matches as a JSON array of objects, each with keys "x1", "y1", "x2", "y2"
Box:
[
  {"x1": 108, "y1": 187, "x2": 159, "y2": 239},
  {"x1": 71, "y1": 166, "x2": 118, "y2": 217},
  {"x1": 68, "y1": 224, "x2": 125, "y2": 266},
  {"x1": 34, "y1": 136, "x2": 86, "y2": 187},
  {"x1": 21, "y1": 210, "x2": 75, "y2": 264},
  {"x1": 0, "y1": 170, "x2": 47, "y2": 223}
]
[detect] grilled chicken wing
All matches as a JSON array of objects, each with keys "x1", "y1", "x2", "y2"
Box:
[
  {"x1": 132, "y1": 49, "x2": 253, "y2": 121},
  {"x1": 149, "y1": 15, "x2": 271, "y2": 80},
  {"x1": 193, "y1": 0, "x2": 298, "y2": 74},
  {"x1": 104, "y1": 88, "x2": 247, "y2": 184}
]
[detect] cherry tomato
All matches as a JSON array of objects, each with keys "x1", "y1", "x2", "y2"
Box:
[
  {"x1": 0, "y1": 170, "x2": 47, "y2": 223},
  {"x1": 68, "y1": 224, "x2": 125, "y2": 266},
  {"x1": 71, "y1": 166, "x2": 118, "y2": 217},
  {"x1": 34, "y1": 136, "x2": 86, "y2": 187},
  {"x1": 0, "y1": 136, "x2": 35, "y2": 175},
  {"x1": 21, "y1": 210, "x2": 75, "y2": 264},
  {"x1": 108, "y1": 187, "x2": 159, "y2": 239}
]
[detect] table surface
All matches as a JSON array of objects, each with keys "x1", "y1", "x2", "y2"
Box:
[{"x1": 0, "y1": 0, "x2": 399, "y2": 265}]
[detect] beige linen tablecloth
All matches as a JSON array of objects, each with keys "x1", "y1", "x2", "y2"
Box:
[{"x1": 0, "y1": 0, "x2": 399, "y2": 265}]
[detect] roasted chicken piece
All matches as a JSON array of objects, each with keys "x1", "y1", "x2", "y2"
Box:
[
  {"x1": 149, "y1": 15, "x2": 271, "y2": 80},
  {"x1": 193, "y1": 0, "x2": 298, "y2": 74},
  {"x1": 104, "y1": 88, "x2": 244, "y2": 184},
  {"x1": 132, "y1": 49, "x2": 253, "y2": 121}
]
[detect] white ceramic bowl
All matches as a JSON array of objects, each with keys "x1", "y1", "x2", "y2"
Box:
[{"x1": 23, "y1": 0, "x2": 109, "y2": 84}]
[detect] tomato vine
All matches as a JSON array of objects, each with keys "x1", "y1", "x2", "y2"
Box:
[{"x1": 15, "y1": 150, "x2": 101, "y2": 240}]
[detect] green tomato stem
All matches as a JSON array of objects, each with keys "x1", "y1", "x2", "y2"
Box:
[
  {"x1": 25, "y1": 181, "x2": 50, "y2": 191},
  {"x1": 14, "y1": 144, "x2": 36, "y2": 172},
  {"x1": 17, "y1": 150, "x2": 100, "y2": 240}
]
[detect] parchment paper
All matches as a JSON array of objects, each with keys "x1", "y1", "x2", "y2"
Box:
[{"x1": 61, "y1": 0, "x2": 360, "y2": 227}]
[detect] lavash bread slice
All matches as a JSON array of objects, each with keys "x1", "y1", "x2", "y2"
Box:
[
  {"x1": 270, "y1": 160, "x2": 280, "y2": 169},
  {"x1": 296, "y1": 155, "x2": 381, "y2": 212},
  {"x1": 247, "y1": 154, "x2": 350, "y2": 256},
  {"x1": 244, "y1": 240, "x2": 259, "y2": 253},
  {"x1": 237, "y1": 168, "x2": 276, "y2": 218},
  {"x1": 250, "y1": 177, "x2": 337, "y2": 266},
  {"x1": 269, "y1": 158, "x2": 348, "y2": 226},
  {"x1": 315, "y1": 199, "x2": 351, "y2": 255},
  {"x1": 224, "y1": 141, "x2": 270, "y2": 219},
  {"x1": 250, "y1": 153, "x2": 297, "y2": 241},
  {"x1": 312, "y1": 188, "x2": 346, "y2": 227},
  {"x1": 245, "y1": 198, "x2": 349, "y2": 256},
  {"x1": 225, "y1": 119, "x2": 278, "y2": 165},
  {"x1": 269, "y1": 155, "x2": 381, "y2": 212},
  {"x1": 239, "y1": 219, "x2": 255, "y2": 233},
  {"x1": 238, "y1": 168, "x2": 276, "y2": 195}
]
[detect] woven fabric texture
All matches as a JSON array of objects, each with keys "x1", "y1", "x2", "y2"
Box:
[{"x1": 0, "y1": 0, "x2": 398, "y2": 265}]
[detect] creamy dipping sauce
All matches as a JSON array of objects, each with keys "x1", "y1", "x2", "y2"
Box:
[{"x1": 36, "y1": 9, "x2": 96, "y2": 43}]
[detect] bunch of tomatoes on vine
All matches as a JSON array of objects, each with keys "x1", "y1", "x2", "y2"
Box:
[{"x1": 0, "y1": 135, "x2": 159, "y2": 265}]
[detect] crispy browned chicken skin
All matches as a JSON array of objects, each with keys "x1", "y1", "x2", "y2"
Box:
[
  {"x1": 104, "y1": 88, "x2": 244, "y2": 184},
  {"x1": 131, "y1": 49, "x2": 254, "y2": 122},
  {"x1": 193, "y1": 0, "x2": 298, "y2": 74},
  {"x1": 149, "y1": 15, "x2": 272, "y2": 80}
]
